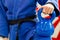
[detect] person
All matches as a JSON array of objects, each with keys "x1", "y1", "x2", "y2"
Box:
[{"x1": 0, "y1": 0, "x2": 58, "y2": 40}]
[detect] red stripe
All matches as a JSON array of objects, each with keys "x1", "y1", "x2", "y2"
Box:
[
  {"x1": 58, "y1": 0, "x2": 60, "y2": 10},
  {"x1": 52, "y1": 32, "x2": 60, "y2": 40},
  {"x1": 53, "y1": 16, "x2": 60, "y2": 28},
  {"x1": 52, "y1": 16, "x2": 60, "y2": 40}
]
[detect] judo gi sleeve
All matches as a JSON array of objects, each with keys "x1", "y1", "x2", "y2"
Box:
[
  {"x1": 37, "y1": 0, "x2": 47, "y2": 5},
  {"x1": 0, "y1": 2, "x2": 8, "y2": 38}
]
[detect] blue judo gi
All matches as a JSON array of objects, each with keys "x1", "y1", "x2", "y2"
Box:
[{"x1": 0, "y1": 0, "x2": 58, "y2": 40}]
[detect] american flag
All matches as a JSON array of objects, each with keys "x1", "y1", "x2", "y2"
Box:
[{"x1": 52, "y1": 16, "x2": 60, "y2": 40}]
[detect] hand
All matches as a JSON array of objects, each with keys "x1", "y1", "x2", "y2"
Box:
[
  {"x1": 42, "y1": 4, "x2": 54, "y2": 14},
  {"x1": 0, "y1": 37, "x2": 8, "y2": 40}
]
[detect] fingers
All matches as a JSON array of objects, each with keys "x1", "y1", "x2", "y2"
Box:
[
  {"x1": 42, "y1": 6, "x2": 49, "y2": 14},
  {"x1": 41, "y1": 4, "x2": 54, "y2": 14},
  {"x1": 3, "y1": 38, "x2": 8, "y2": 40},
  {"x1": 0, "y1": 37, "x2": 8, "y2": 40}
]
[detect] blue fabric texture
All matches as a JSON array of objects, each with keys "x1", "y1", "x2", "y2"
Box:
[{"x1": 0, "y1": 0, "x2": 58, "y2": 40}]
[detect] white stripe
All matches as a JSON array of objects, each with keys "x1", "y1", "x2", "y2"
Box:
[{"x1": 51, "y1": 22, "x2": 60, "y2": 38}]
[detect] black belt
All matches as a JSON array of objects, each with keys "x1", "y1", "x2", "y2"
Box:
[
  {"x1": 8, "y1": 15, "x2": 36, "y2": 25},
  {"x1": 8, "y1": 15, "x2": 36, "y2": 40}
]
